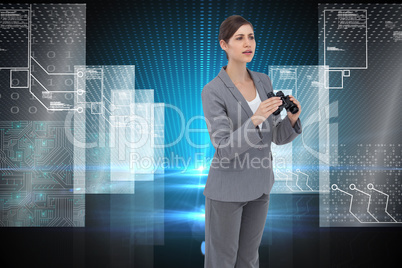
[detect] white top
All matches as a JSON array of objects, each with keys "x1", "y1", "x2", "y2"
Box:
[{"x1": 246, "y1": 88, "x2": 263, "y2": 129}]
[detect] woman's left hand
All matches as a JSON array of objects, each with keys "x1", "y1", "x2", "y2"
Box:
[{"x1": 287, "y1": 95, "x2": 301, "y2": 127}]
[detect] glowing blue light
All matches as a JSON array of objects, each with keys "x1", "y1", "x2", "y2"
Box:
[
  {"x1": 201, "y1": 241, "x2": 205, "y2": 255},
  {"x1": 178, "y1": 184, "x2": 205, "y2": 189},
  {"x1": 164, "y1": 209, "x2": 205, "y2": 223}
]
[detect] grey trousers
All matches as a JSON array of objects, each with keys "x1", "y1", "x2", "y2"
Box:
[{"x1": 204, "y1": 193, "x2": 270, "y2": 268}]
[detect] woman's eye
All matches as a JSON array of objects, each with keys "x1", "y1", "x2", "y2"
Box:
[
  {"x1": 236, "y1": 36, "x2": 254, "y2": 40},
  {"x1": 237, "y1": 36, "x2": 254, "y2": 40}
]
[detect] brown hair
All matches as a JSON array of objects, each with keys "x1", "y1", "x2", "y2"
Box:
[{"x1": 218, "y1": 15, "x2": 254, "y2": 60}]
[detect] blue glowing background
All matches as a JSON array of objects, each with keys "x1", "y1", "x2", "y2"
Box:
[
  {"x1": 1, "y1": 0, "x2": 401, "y2": 267},
  {"x1": 85, "y1": 0, "x2": 318, "y2": 172}
]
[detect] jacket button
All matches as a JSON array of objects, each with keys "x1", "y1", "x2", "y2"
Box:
[{"x1": 258, "y1": 146, "x2": 262, "y2": 150}]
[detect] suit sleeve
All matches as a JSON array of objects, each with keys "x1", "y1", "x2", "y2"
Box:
[
  {"x1": 201, "y1": 85, "x2": 263, "y2": 161},
  {"x1": 264, "y1": 74, "x2": 302, "y2": 145}
]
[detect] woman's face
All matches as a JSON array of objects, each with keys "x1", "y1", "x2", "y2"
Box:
[{"x1": 221, "y1": 24, "x2": 256, "y2": 63}]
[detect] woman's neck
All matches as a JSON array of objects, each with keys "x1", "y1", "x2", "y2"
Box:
[{"x1": 224, "y1": 61, "x2": 250, "y2": 84}]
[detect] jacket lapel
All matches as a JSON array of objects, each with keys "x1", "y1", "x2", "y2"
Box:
[{"x1": 218, "y1": 66, "x2": 268, "y2": 119}]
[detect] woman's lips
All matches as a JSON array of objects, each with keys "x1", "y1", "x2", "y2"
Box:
[{"x1": 243, "y1": 51, "x2": 252, "y2": 55}]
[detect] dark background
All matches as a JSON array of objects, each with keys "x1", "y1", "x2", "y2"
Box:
[{"x1": 2, "y1": 0, "x2": 402, "y2": 267}]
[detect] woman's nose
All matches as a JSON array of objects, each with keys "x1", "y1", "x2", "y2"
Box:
[{"x1": 244, "y1": 39, "x2": 251, "y2": 47}]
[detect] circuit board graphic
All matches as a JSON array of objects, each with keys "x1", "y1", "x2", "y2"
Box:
[
  {"x1": 0, "y1": 4, "x2": 165, "y2": 229},
  {"x1": 318, "y1": 3, "x2": 402, "y2": 226}
]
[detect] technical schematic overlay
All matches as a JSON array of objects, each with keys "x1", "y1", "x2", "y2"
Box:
[
  {"x1": 318, "y1": 3, "x2": 402, "y2": 227},
  {"x1": 0, "y1": 3, "x2": 164, "y2": 233}
]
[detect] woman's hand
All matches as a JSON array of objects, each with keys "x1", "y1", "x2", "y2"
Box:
[
  {"x1": 251, "y1": 96, "x2": 282, "y2": 127},
  {"x1": 287, "y1": 95, "x2": 301, "y2": 127}
]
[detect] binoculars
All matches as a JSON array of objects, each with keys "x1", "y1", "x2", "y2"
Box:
[{"x1": 266, "y1": 91, "x2": 299, "y2": 116}]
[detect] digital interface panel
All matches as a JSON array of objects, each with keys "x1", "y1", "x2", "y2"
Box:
[
  {"x1": 0, "y1": 3, "x2": 86, "y2": 227},
  {"x1": 0, "y1": 4, "x2": 165, "y2": 230},
  {"x1": 318, "y1": 3, "x2": 402, "y2": 226},
  {"x1": 269, "y1": 65, "x2": 334, "y2": 194}
]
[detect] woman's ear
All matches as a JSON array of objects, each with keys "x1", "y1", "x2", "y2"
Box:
[{"x1": 219, "y1": 39, "x2": 227, "y2": 51}]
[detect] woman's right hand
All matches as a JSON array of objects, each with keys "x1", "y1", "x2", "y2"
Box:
[{"x1": 251, "y1": 97, "x2": 282, "y2": 127}]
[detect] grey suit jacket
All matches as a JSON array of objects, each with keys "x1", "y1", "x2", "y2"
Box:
[{"x1": 201, "y1": 65, "x2": 302, "y2": 202}]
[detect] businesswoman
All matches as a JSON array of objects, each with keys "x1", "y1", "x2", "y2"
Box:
[{"x1": 201, "y1": 15, "x2": 302, "y2": 268}]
